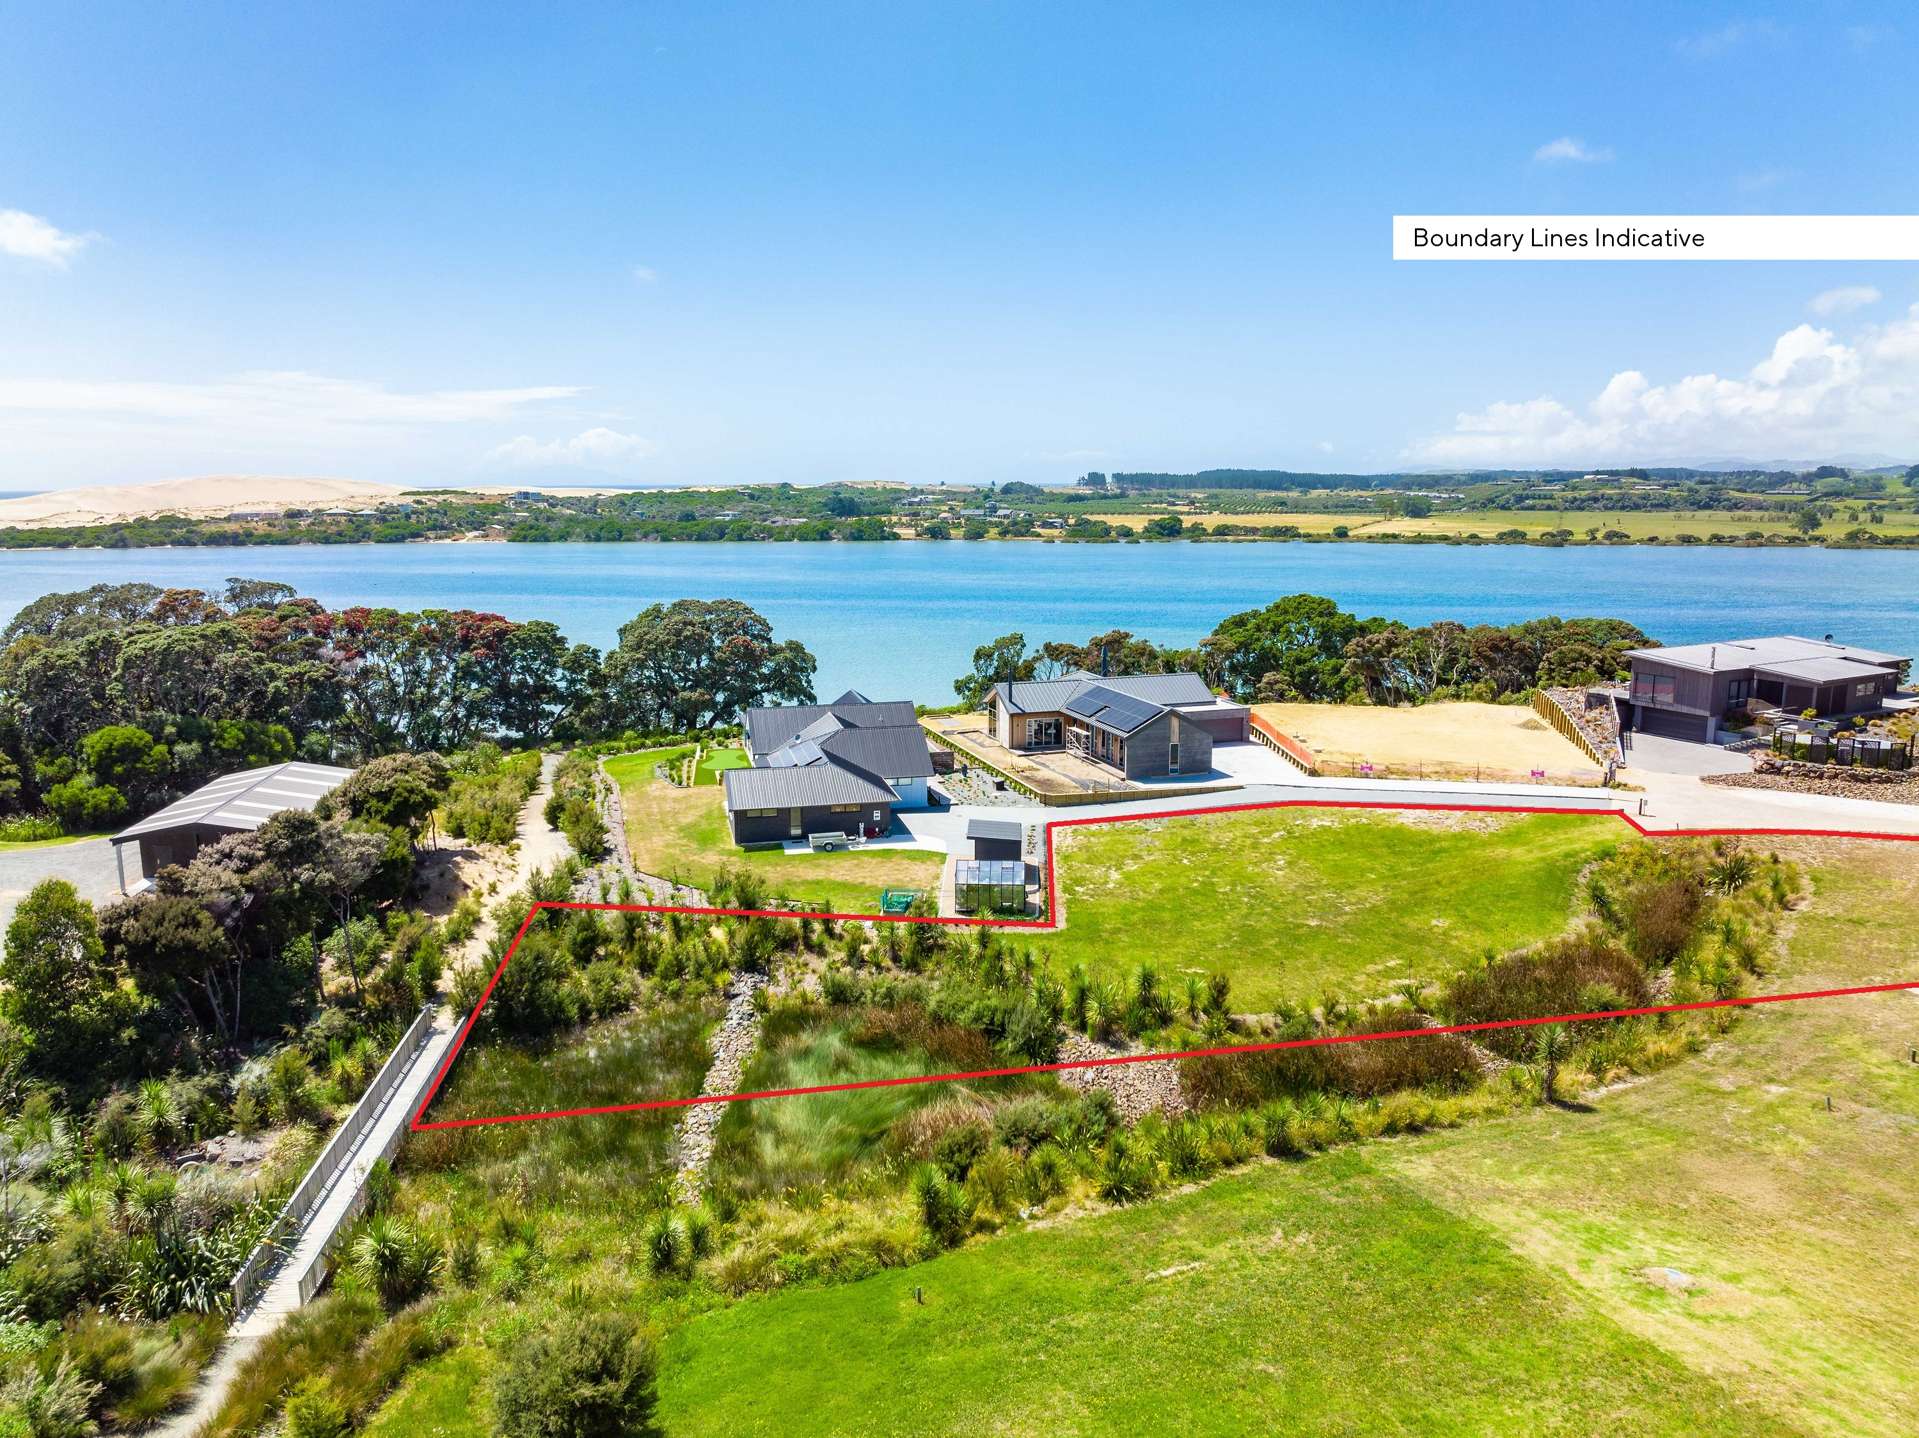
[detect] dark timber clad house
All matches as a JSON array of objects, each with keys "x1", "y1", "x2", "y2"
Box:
[
  {"x1": 109, "y1": 761, "x2": 355, "y2": 892},
  {"x1": 723, "y1": 690, "x2": 936, "y2": 845},
  {"x1": 1622, "y1": 635, "x2": 1907, "y2": 742},
  {"x1": 984, "y1": 670, "x2": 1248, "y2": 779}
]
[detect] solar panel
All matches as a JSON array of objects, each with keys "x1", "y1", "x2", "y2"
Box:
[{"x1": 768, "y1": 740, "x2": 826, "y2": 768}]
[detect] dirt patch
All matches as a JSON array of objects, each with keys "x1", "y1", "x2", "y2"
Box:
[{"x1": 1254, "y1": 700, "x2": 1601, "y2": 784}]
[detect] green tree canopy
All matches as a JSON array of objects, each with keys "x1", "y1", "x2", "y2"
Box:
[{"x1": 603, "y1": 599, "x2": 816, "y2": 731}]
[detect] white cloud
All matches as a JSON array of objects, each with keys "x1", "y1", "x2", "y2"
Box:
[
  {"x1": 632, "y1": 265, "x2": 659, "y2": 284},
  {"x1": 1532, "y1": 136, "x2": 1613, "y2": 165},
  {"x1": 0, "y1": 208, "x2": 98, "y2": 267},
  {"x1": 1408, "y1": 304, "x2": 1919, "y2": 466},
  {"x1": 486, "y1": 427, "x2": 657, "y2": 469},
  {"x1": 1809, "y1": 285, "x2": 1880, "y2": 317},
  {"x1": 1675, "y1": 19, "x2": 1783, "y2": 59},
  {"x1": 1315, "y1": 440, "x2": 1335, "y2": 454},
  {"x1": 1736, "y1": 167, "x2": 1793, "y2": 193},
  {"x1": 0, "y1": 371, "x2": 581, "y2": 429}
]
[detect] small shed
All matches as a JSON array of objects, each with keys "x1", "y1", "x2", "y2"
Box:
[
  {"x1": 966, "y1": 816, "x2": 1024, "y2": 861},
  {"x1": 954, "y1": 859, "x2": 1028, "y2": 914},
  {"x1": 110, "y1": 762, "x2": 355, "y2": 892}
]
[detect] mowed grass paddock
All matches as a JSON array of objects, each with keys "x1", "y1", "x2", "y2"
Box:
[
  {"x1": 1254, "y1": 700, "x2": 1601, "y2": 784},
  {"x1": 1040, "y1": 807, "x2": 1620, "y2": 1009},
  {"x1": 604, "y1": 747, "x2": 942, "y2": 913}
]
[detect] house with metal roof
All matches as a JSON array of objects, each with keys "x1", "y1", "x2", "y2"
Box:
[
  {"x1": 984, "y1": 670, "x2": 1248, "y2": 779},
  {"x1": 1622, "y1": 635, "x2": 1907, "y2": 742},
  {"x1": 724, "y1": 690, "x2": 936, "y2": 845},
  {"x1": 109, "y1": 761, "x2": 356, "y2": 892}
]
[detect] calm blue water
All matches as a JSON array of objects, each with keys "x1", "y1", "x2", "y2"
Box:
[{"x1": 1, "y1": 541, "x2": 1913, "y2": 702}]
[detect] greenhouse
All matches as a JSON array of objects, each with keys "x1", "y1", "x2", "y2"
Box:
[{"x1": 954, "y1": 859, "x2": 1029, "y2": 914}]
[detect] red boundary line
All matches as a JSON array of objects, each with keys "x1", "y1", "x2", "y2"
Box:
[{"x1": 410, "y1": 798, "x2": 1919, "y2": 1132}]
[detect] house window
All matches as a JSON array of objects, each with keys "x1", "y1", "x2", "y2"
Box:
[
  {"x1": 1168, "y1": 742, "x2": 1180, "y2": 774},
  {"x1": 830, "y1": 804, "x2": 860, "y2": 813},
  {"x1": 1726, "y1": 679, "x2": 1751, "y2": 703},
  {"x1": 1631, "y1": 670, "x2": 1676, "y2": 705},
  {"x1": 1855, "y1": 679, "x2": 1880, "y2": 699},
  {"x1": 744, "y1": 808, "x2": 776, "y2": 817},
  {"x1": 1027, "y1": 717, "x2": 1061, "y2": 746}
]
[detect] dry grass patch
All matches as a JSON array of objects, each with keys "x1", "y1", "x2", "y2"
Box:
[{"x1": 1254, "y1": 700, "x2": 1601, "y2": 783}]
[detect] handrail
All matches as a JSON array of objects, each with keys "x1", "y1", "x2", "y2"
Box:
[
  {"x1": 1247, "y1": 712, "x2": 1318, "y2": 773},
  {"x1": 229, "y1": 1002, "x2": 438, "y2": 1313}
]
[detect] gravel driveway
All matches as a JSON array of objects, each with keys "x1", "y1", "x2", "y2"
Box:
[{"x1": 0, "y1": 837, "x2": 123, "y2": 932}]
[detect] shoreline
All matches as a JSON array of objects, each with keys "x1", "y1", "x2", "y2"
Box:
[{"x1": 0, "y1": 532, "x2": 1911, "y2": 555}]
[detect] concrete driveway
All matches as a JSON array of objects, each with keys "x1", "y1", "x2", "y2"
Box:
[
  {"x1": 1619, "y1": 732, "x2": 1754, "y2": 777},
  {"x1": 0, "y1": 837, "x2": 123, "y2": 932}
]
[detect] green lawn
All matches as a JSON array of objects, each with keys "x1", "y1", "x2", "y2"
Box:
[
  {"x1": 1040, "y1": 808, "x2": 1620, "y2": 1009},
  {"x1": 656, "y1": 1147, "x2": 1788, "y2": 1437},
  {"x1": 696, "y1": 745, "x2": 751, "y2": 784},
  {"x1": 607, "y1": 747, "x2": 941, "y2": 913},
  {"x1": 0, "y1": 829, "x2": 103, "y2": 851}
]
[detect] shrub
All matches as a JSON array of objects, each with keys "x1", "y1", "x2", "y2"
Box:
[
  {"x1": 492, "y1": 1310, "x2": 659, "y2": 1438},
  {"x1": 0, "y1": 1354, "x2": 100, "y2": 1438},
  {"x1": 1019, "y1": 1143, "x2": 1069, "y2": 1205},
  {"x1": 643, "y1": 1211, "x2": 687, "y2": 1278},
  {"x1": 1096, "y1": 1132, "x2": 1157, "y2": 1204},
  {"x1": 931, "y1": 1120, "x2": 990, "y2": 1181},
  {"x1": 964, "y1": 1145, "x2": 1019, "y2": 1215},
  {"x1": 1441, "y1": 929, "x2": 1650, "y2": 1060},
  {"x1": 912, "y1": 1164, "x2": 973, "y2": 1248},
  {"x1": 347, "y1": 1217, "x2": 439, "y2": 1311},
  {"x1": 283, "y1": 1377, "x2": 350, "y2": 1438}
]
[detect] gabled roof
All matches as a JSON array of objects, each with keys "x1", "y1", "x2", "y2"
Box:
[
  {"x1": 112, "y1": 762, "x2": 355, "y2": 844},
  {"x1": 991, "y1": 669, "x2": 1217, "y2": 719},
  {"x1": 1625, "y1": 635, "x2": 1906, "y2": 676},
  {"x1": 1062, "y1": 683, "x2": 1164, "y2": 735},
  {"x1": 722, "y1": 763, "x2": 897, "y2": 810},
  {"x1": 742, "y1": 696, "x2": 919, "y2": 757}
]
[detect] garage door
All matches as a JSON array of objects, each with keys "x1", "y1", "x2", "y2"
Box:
[
  {"x1": 1634, "y1": 706, "x2": 1706, "y2": 740},
  {"x1": 1180, "y1": 708, "x2": 1250, "y2": 743}
]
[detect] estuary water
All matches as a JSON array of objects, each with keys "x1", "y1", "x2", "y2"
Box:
[{"x1": 0, "y1": 540, "x2": 1912, "y2": 703}]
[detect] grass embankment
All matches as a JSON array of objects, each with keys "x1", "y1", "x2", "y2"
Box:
[
  {"x1": 710, "y1": 1008, "x2": 1056, "y2": 1201},
  {"x1": 657, "y1": 1147, "x2": 1785, "y2": 1437},
  {"x1": 203, "y1": 1002, "x2": 714, "y2": 1438},
  {"x1": 606, "y1": 745, "x2": 940, "y2": 913},
  {"x1": 1385, "y1": 842, "x2": 1919, "y2": 1438},
  {"x1": 655, "y1": 841, "x2": 1918, "y2": 1438},
  {"x1": 1041, "y1": 808, "x2": 1620, "y2": 1009}
]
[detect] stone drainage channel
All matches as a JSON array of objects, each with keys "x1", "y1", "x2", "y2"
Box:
[{"x1": 671, "y1": 971, "x2": 768, "y2": 1203}]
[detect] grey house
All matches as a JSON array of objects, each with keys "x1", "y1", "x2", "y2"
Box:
[
  {"x1": 110, "y1": 761, "x2": 355, "y2": 892},
  {"x1": 1622, "y1": 635, "x2": 1906, "y2": 741},
  {"x1": 724, "y1": 690, "x2": 936, "y2": 845},
  {"x1": 984, "y1": 670, "x2": 1248, "y2": 780}
]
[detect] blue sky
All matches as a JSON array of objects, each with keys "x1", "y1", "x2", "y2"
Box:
[{"x1": 3, "y1": 2, "x2": 1917, "y2": 489}]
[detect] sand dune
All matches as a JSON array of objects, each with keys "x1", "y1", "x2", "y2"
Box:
[{"x1": 0, "y1": 474, "x2": 412, "y2": 529}]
